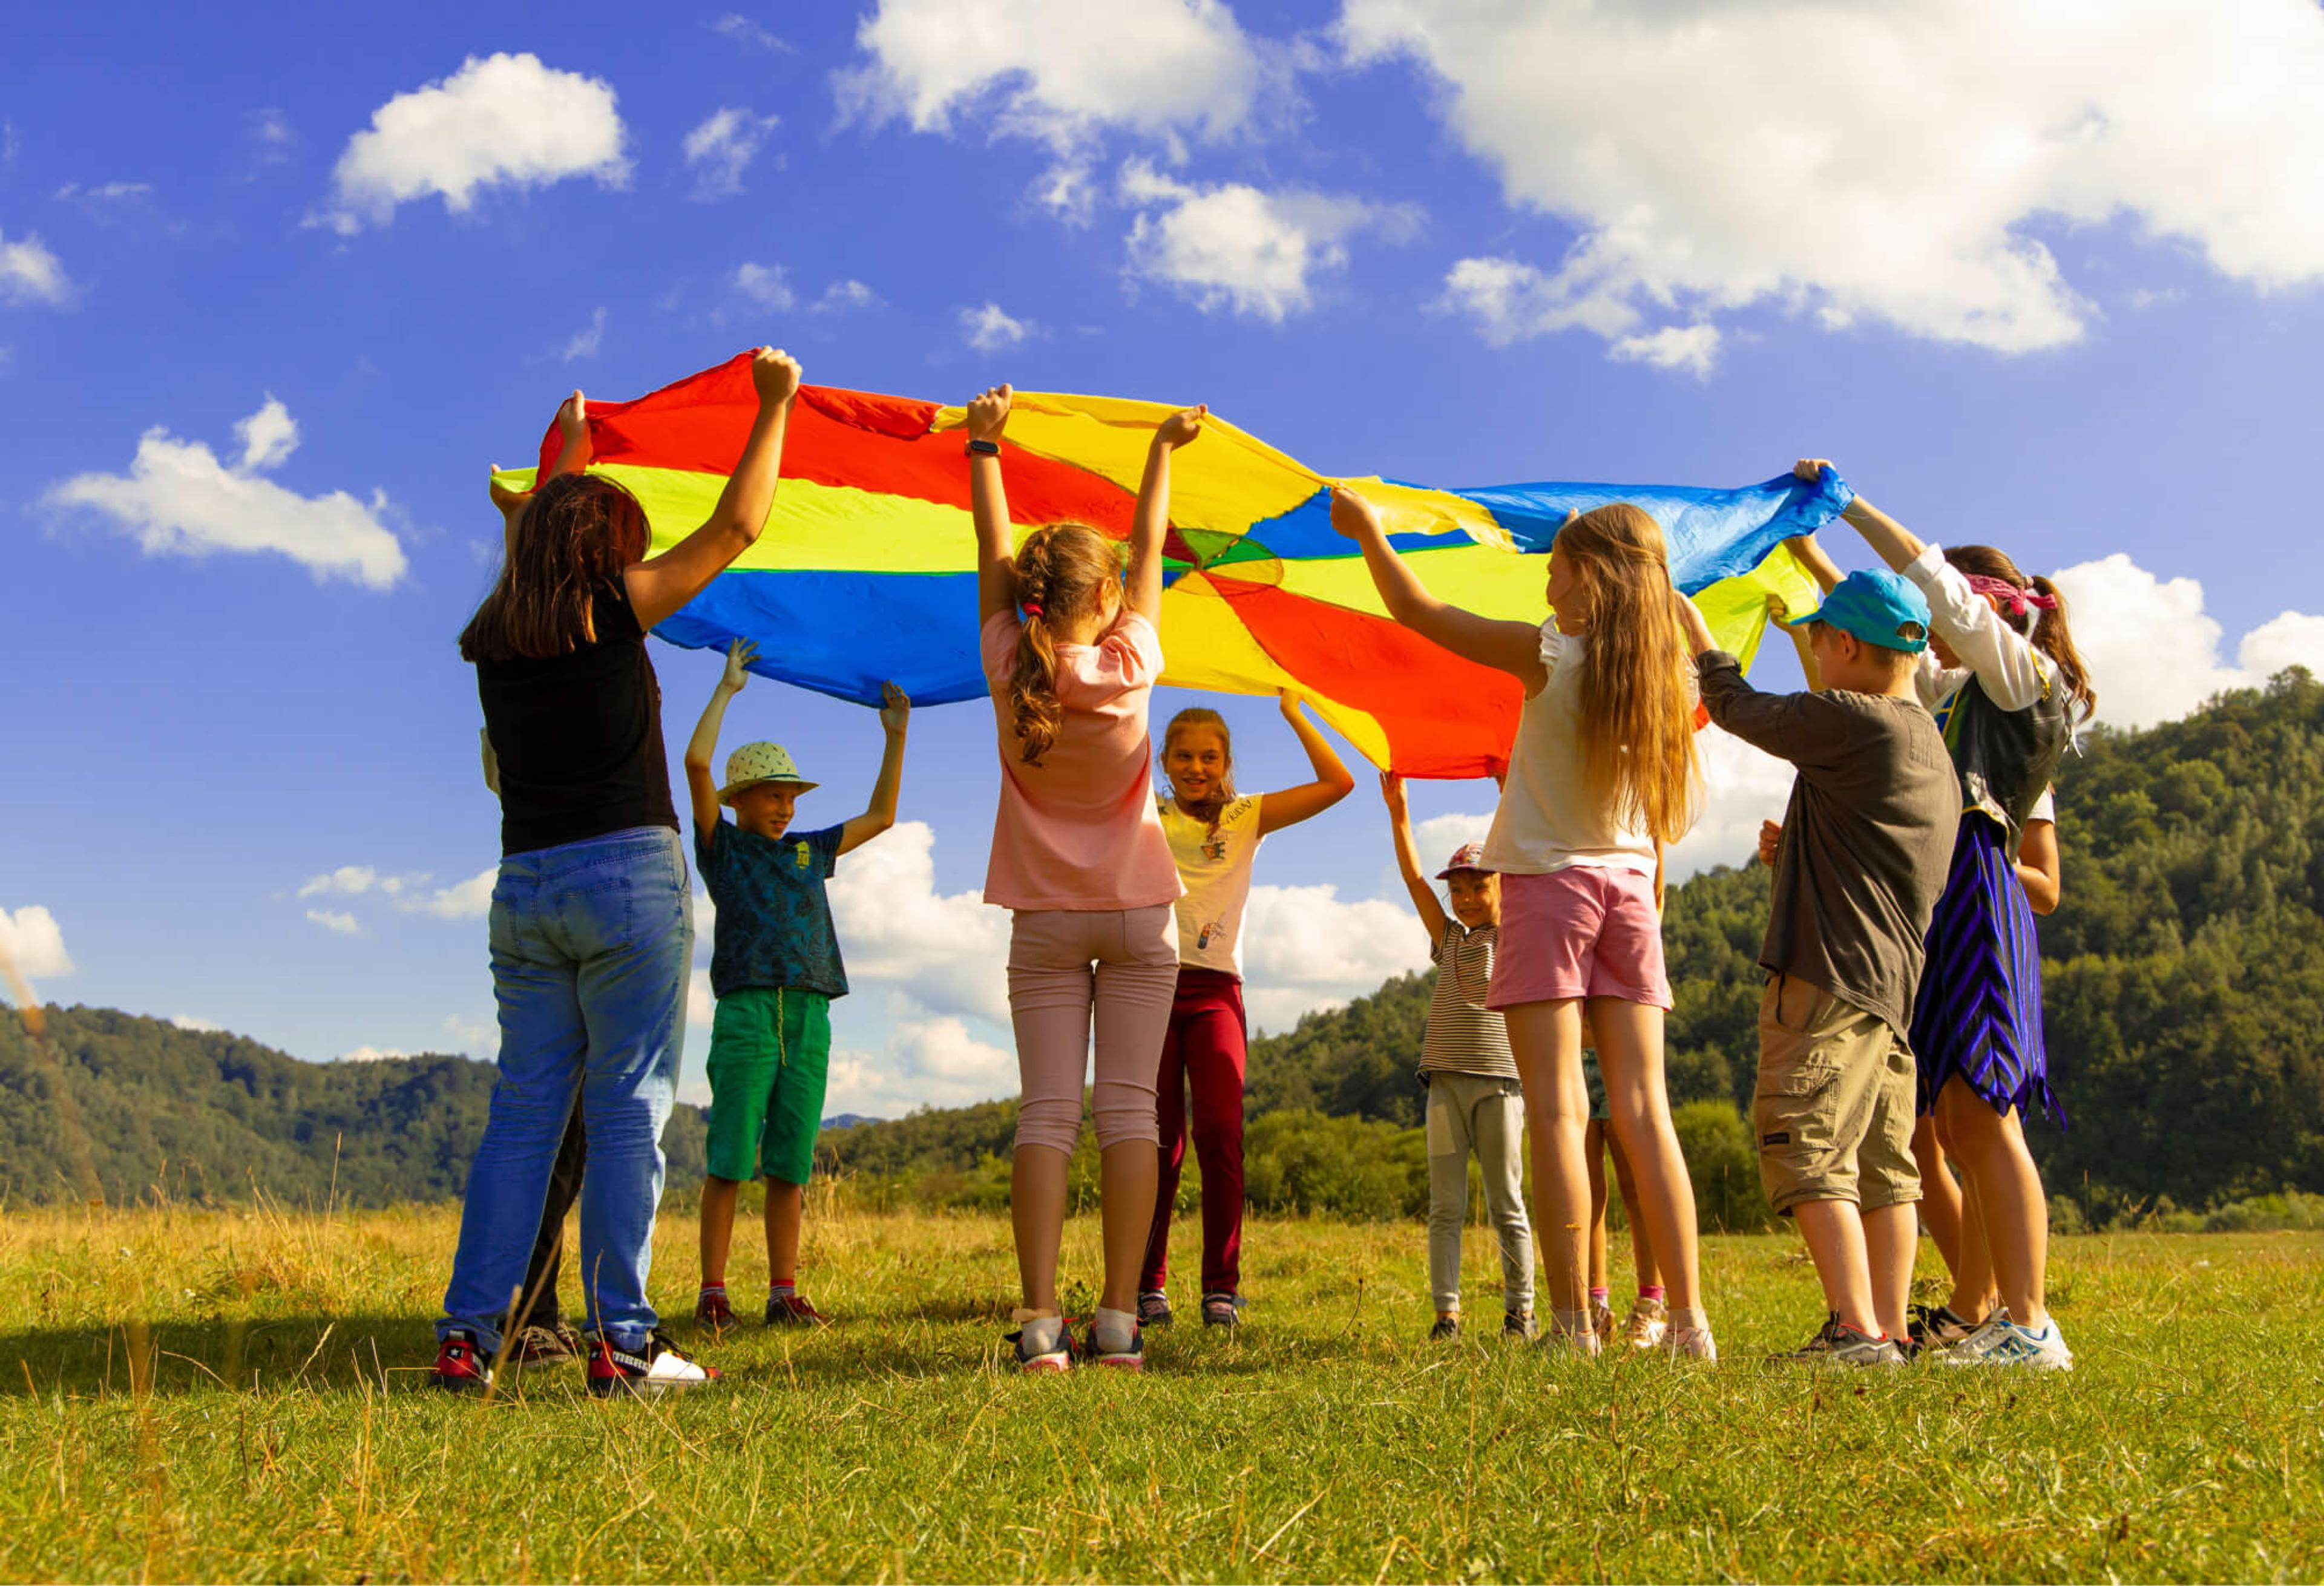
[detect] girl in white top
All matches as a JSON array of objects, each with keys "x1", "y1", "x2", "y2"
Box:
[
  {"x1": 1330, "y1": 488, "x2": 1715, "y2": 1358},
  {"x1": 1137, "y1": 692, "x2": 1355, "y2": 1328}
]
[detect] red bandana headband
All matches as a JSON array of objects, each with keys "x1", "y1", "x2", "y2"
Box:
[{"x1": 1965, "y1": 573, "x2": 2058, "y2": 617}]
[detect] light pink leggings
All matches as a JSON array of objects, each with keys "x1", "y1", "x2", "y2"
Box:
[{"x1": 1008, "y1": 905, "x2": 1180, "y2": 1154}]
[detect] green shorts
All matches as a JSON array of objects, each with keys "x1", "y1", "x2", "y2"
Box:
[{"x1": 703, "y1": 986, "x2": 832, "y2": 1186}]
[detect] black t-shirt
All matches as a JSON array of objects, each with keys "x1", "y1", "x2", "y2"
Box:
[{"x1": 476, "y1": 583, "x2": 678, "y2": 856}]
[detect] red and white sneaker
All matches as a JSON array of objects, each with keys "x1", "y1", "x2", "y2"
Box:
[
  {"x1": 1008, "y1": 1311, "x2": 1072, "y2": 1374},
  {"x1": 1086, "y1": 1319, "x2": 1145, "y2": 1372},
  {"x1": 586, "y1": 1330, "x2": 721, "y2": 1398},
  {"x1": 766, "y1": 1291, "x2": 830, "y2": 1327},
  {"x1": 431, "y1": 1329, "x2": 494, "y2": 1392}
]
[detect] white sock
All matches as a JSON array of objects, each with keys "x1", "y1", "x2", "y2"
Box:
[
  {"x1": 1093, "y1": 1305, "x2": 1138, "y2": 1354},
  {"x1": 1672, "y1": 1306, "x2": 1711, "y2": 1332},
  {"x1": 1013, "y1": 1310, "x2": 1064, "y2": 1355}
]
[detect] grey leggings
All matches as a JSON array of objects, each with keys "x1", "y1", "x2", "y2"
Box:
[{"x1": 1425, "y1": 1072, "x2": 1535, "y2": 1314}]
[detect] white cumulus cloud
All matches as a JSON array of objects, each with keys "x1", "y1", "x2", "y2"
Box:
[
  {"x1": 0, "y1": 905, "x2": 75, "y2": 980},
  {"x1": 1, "y1": 228, "x2": 73, "y2": 306},
  {"x1": 44, "y1": 396, "x2": 406, "y2": 589},
  {"x1": 828, "y1": 821, "x2": 1011, "y2": 1025},
  {"x1": 2050, "y1": 554, "x2": 2324, "y2": 730},
  {"x1": 1671, "y1": 723, "x2": 1803, "y2": 882},
  {"x1": 409, "y1": 868, "x2": 496, "y2": 921},
  {"x1": 560, "y1": 306, "x2": 605, "y2": 362},
  {"x1": 959, "y1": 301, "x2": 1032, "y2": 352},
  {"x1": 341, "y1": 1045, "x2": 409, "y2": 1063},
  {"x1": 1241, "y1": 883, "x2": 1433, "y2": 1033},
  {"x1": 824, "y1": 1017, "x2": 1019, "y2": 1118},
  {"x1": 1347, "y1": 0, "x2": 2324, "y2": 364},
  {"x1": 684, "y1": 108, "x2": 781, "y2": 201},
  {"x1": 734, "y1": 261, "x2": 795, "y2": 310},
  {"x1": 313, "y1": 53, "x2": 629, "y2": 233},
  {"x1": 838, "y1": 0, "x2": 1261, "y2": 148},
  {"x1": 1119, "y1": 159, "x2": 1419, "y2": 321},
  {"x1": 171, "y1": 1015, "x2": 223, "y2": 1032},
  {"x1": 813, "y1": 279, "x2": 880, "y2": 314},
  {"x1": 306, "y1": 909, "x2": 362, "y2": 937}
]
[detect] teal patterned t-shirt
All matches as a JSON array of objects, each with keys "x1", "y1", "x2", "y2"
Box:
[{"x1": 695, "y1": 819, "x2": 848, "y2": 1000}]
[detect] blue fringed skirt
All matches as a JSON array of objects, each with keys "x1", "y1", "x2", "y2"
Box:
[{"x1": 1909, "y1": 814, "x2": 2062, "y2": 1124}]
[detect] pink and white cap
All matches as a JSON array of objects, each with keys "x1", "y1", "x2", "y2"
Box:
[{"x1": 1435, "y1": 842, "x2": 1491, "y2": 880}]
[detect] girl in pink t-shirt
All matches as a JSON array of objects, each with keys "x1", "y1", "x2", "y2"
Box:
[{"x1": 966, "y1": 382, "x2": 1205, "y2": 1374}]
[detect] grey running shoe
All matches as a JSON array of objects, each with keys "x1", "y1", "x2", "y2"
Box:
[
  {"x1": 1429, "y1": 1315, "x2": 1460, "y2": 1342},
  {"x1": 1137, "y1": 1289, "x2": 1175, "y2": 1328},
  {"x1": 1939, "y1": 1312, "x2": 2073, "y2": 1371},
  {"x1": 1502, "y1": 1309, "x2": 1537, "y2": 1342},
  {"x1": 1774, "y1": 1312, "x2": 1907, "y2": 1368}
]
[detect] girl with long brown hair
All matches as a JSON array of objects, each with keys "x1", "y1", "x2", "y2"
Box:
[
  {"x1": 1800, "y1": 459, "x2": 2092, "y2": 1371},
  {"x1": 1136, "y1": 693, "x2": 1355, "y2": 1332},
  {"x1": 967, "y1": 383, "x2": 1206, "y2": 1372},
  {"x1": 433, "y1": 347, "x2": 802, "y2": 1400},
  {"x1": 1330, "y1": 488, "x2": 1716, "y2": 1358}
]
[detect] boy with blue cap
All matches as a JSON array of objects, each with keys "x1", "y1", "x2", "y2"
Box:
[{"x1": 1673, "y1": 559, "x2": 1959, "y2": 1366}]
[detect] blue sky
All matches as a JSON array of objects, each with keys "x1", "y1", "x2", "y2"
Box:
[{"x1": 7, "y1": 1, "x2": 2324, "y2": 1115}]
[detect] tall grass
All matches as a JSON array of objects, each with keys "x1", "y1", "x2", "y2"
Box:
[{"x1": 0, "y1": 1190, "x2": 2318, "y2": 1582}]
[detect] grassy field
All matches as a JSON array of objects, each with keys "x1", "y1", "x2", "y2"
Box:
[{"x1": 1, "y1": 1191, "x2": 2318, "y2": 1584}]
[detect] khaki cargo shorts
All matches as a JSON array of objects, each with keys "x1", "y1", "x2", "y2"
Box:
[{"x1": 1753, "y1": 975, "x2": 1922, "y2": 1214}]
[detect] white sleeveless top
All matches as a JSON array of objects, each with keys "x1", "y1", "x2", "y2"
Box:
[
  {"x1": 1480, "y1": 623, "x2": 1690, "y2": 879},
  {"x1": 1158, "y1": 794, "x2": 1264, "y2": 976}
]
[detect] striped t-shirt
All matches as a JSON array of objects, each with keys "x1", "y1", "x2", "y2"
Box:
[{"x1": 1422, "y1": 922, "x2": 1517, "y2": 1079}]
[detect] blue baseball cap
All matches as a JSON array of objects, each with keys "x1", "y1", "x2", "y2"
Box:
[{"x1": 1786, "y1": 568, "x2": 1932, "y2": 654}]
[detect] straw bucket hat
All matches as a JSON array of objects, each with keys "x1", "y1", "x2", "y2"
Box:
[{"x1": 718, "y1": 741, "x2": 818, "y2": 804}]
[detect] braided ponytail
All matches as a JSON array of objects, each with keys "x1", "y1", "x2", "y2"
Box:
[{"x1": 1006, "y1": 523, "x2": 1121, "y2": 764}]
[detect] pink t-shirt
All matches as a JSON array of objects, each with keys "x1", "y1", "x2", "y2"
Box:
[{"x1": 980, "y1": 609, "x2": 1184, "y2": 913}]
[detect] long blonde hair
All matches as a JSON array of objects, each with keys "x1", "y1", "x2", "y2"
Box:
[
  {"x1": 1008, "y1": 523, "x2": 1122, "y2": 764},
  {"x1": 1556, "y1": 503, "x2": 1699, "y2": 845}
]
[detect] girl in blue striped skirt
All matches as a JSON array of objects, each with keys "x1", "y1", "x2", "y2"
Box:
[{"x1": 1799, "y1": 459, "x2": 2096, "y2": 1370}]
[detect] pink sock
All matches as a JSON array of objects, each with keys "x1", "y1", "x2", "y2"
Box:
[
  {"x1": 1589, "y1": 1286, "x2": 1610, "y2": 1305},
  {"x1": 1640, "y1": 1284, "x2": 1666, "y2": 1303}
]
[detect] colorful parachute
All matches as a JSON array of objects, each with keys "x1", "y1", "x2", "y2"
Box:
[{"x1": 498, "y1": 353, "x2": 1850, "y2": 778}]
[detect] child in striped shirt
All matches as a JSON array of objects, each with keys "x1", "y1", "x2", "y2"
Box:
[{"x1": 1384, "y1": 774, "x2": 1534, "y2": 1342}]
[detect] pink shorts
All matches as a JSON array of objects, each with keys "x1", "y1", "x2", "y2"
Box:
[{"x1": 1486, "y1": 866, "x2": 1672, "y2": 1011}]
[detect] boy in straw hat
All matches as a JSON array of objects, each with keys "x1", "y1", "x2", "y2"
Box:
[{"x1": 683, "y1": 638, "x2": 910, "y2": 1334}]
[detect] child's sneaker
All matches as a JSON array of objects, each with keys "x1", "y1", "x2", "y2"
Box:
[
  {"x1": 586, "y1": 1330, "x2": 721, "y2": 1398},
  {"x1": 1007, "y1": 1311, "x2": 1071, "y2": 1374},
  {"x1": 1588, "y1": 1296, "x2": 1615, "y2": 1340},
  {"x1": 1772, "y1": 1313, "x2": 1905, "y2": 1368},
  {"x1": 1502, "y1": 1309, "x2": 1537, "y2": 1342},
  {"x1": 1621, "y1": 1297, "x2": 1669, "y2": 1351},
  {"x1": 766, "y1": 1292, "x2": 829, "y2": 1327},
  {"x1": 1086, "y1": 1318, "x2": 1145, "y2": 1372},
  {"x1": 511, "y1": 1322, "x2": 583, "y2": 1365},
  {"x1": 430, "y1": 1329, "x2": 493, "y2": 1392},
  {"x1": 694, "y1": 1288, "x2": 738, "y2": 1334},
  {"x1": 1660, "y1": 1325, "x2": 1719, "y2": 1362},
  {"x1": 1540, "y1": 1318, "x2": 1604, "y2": 1358},
  {"x1": 1430, "y1": 1315, "x2": 1461, "y2": 1342},
  {"x1": 1201, "y1": 1291, "x2": 1243, "y2": 1328},
  {"x1": 1908, "y1": 1302, "x2": 1983, "y2": 1353},
  {"x1": 1137, "y1": 1289, "x2": 1175, "y2": 1328},
  {"x1": 1939, "y1": 1312, "x2": 2073, "y2": 1371}
]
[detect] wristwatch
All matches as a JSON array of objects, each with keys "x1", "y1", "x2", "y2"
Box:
[{"x1": 965, "y1": 438, "x2": 1000, "y2": 457}]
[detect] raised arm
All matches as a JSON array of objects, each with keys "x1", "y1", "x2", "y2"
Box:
[
  {"x1": 1380, "y1": 772, "x2": 1449, "y2": 945},
  {"x1": 1256, "y1": 692, "x2": 1357, "y2": 836},
  {"x1": 1786, "y1": 531, "x2": 1844, "y2": 595},
  {"x1": 1128, "y1": 406, "x2": 1205, "y2": 623},
  {"x1": 490, "y1": 390, "x2": 592, "y2": 559},
  {"x1": 838, "y1": 684, "x2": 911, "y2": 856},
  {"x1": 1329, "y1": 487, "x2": 1547, "y2": 691},
  {"x1": 683, "y1": 639, "x2": 753, "y2": 833},
  {"x1": 1795, "y1": 459, "x2": 1926, "y2": 572},
  {"x1": 626, "y1": 349, "x2": 802, "y2": 631},
  {"x1": 967, "y1": 385, "x2": 1017, "y2": 623}
]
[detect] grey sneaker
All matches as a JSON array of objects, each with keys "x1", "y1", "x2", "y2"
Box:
[
  {"x1": 1938, "y1": 1312, "x2": 2073, "y2": 1371},
  {"x1": 1137, "y1": 1289, "x2": 1174, "y2": 1328},
  {"x1": 1908, "y1": 1302, "x2": 1983, "y2": 1354},
  {"x1": 1201, "y1": 1291, "x2": 1242, "y2": 1329},
  {"x1": 1773, "y1": 1312, "x2": 1907, "y2": 1368},
  {"x1": 1502, "y1": 1309, "x2": 1537, "y2": 1341},
  {"x1": 1429, "y1": 1315, "x2": 1460, "y2": 1342}
]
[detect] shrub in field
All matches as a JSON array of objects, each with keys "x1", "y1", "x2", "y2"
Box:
[
  {"x1": 2201, "y1": 1187, "x2": 2324, "y2": 1231},
  {"x1": 1673, "y1": 1100, "x2": 1775, "y2": 1233},
  {"x1": 1241, "y1": 1110, "x2": 1426, "y2": 1219}
]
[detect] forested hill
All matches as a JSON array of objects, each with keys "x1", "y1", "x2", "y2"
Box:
[
  {"x1": 6, "y1": 671, "x2": 2321, "y2": 1216},
  {"x1": 0, "y1": 1008, "x2": 710, "y2": 1207},
  {"x1": 826, "y1": 669, "x2": 2324, "y2": 1221}
]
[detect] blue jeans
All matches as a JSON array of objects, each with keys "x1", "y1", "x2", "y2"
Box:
[{"x1": 439, "y1": 825, "x2": 692, "y2": 1352}]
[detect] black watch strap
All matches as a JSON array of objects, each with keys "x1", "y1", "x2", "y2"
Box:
[{"x1": 965, "y1": 437, "x2": 1000, "y2": 457}]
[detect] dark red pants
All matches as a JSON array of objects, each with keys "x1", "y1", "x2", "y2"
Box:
[{"x1": 1140, "y1": 967, "x2": 1247, "y2": 1296}]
